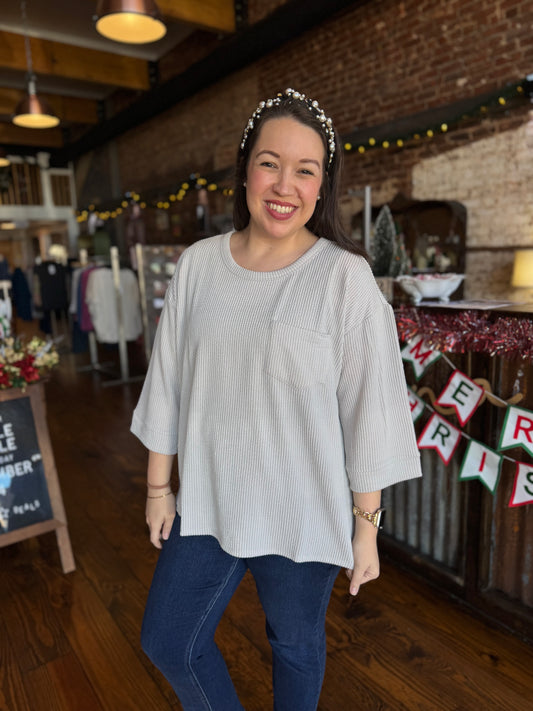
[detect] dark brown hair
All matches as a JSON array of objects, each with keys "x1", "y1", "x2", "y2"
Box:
[{"x1": 233, "y1": 92, "x2": 367, "y2": 258}]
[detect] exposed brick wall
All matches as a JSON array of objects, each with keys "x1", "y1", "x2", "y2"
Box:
[{"x1": 80, "y1": 0, "x2": 533, "y2": 295}]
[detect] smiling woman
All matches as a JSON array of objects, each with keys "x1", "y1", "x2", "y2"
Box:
[{"x1": 130, "y1": 88, "x2": 422, "y2": 710}]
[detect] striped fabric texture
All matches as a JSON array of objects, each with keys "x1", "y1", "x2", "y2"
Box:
[{"x1": 131, "y1": 232, "x2": 421, "y2": 567}]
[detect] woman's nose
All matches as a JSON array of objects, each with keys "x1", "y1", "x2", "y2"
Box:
[{"x1": 272, "y1": 170, "x2": 292, "y2": 195}]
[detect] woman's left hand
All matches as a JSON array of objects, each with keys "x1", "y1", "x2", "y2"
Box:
[{"x1": 345, "y1": 525, "x2": 380, "y2": 596}]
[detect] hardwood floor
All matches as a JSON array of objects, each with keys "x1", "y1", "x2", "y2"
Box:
[{"x1": 1, "y1": 347, "x2": 532, "y2": 711}]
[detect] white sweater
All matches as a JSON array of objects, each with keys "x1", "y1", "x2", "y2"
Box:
[{"x1": 131, "y1": 232, "x2": 421, "y2": 567}]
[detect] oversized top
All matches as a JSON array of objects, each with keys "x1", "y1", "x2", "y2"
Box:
[{"x1": 131, "y1": 232, "x2": 422, "y2": 567}]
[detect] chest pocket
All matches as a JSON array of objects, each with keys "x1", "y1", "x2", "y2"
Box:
[{"x1": 265, "y1": 320, "x2": 332, "y2": 389}]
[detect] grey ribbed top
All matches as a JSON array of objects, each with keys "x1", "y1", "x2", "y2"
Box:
[{"x1": 131, "y1": 232, "x2": 421, "y2": 567}]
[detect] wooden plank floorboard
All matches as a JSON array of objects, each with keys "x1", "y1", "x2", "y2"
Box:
[{"x1": 1, "y1": 350, "x2": 532, "y2": 711}]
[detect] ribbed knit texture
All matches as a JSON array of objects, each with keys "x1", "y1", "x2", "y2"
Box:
[{"x1": 131, "y1": 232, "x2": 422, "y2": 567}]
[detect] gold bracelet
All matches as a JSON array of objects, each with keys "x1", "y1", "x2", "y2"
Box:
[
  {"x1": 147, "y1": 480, "x2": 171, "y2": 489},
  {"x1": 353, "y1": 505, "x2": 386, "y2": 529},
  {"x1": 146, "y1": 491, "x2": 174, "y2": 499}
]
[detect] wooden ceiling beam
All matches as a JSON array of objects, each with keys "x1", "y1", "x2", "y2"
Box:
[
  {"x1": 157, "y1": 0, "x2": 236, "y2": 33},
  {"x1": 0, "y1": 123, "x2": 63, "y2": 149},
  {"x1": 0, "y1": 88, "x2": 99, "y2": 125},
  {"x1": 0, "y1": 31, "x2": 150, "y2": 91}
]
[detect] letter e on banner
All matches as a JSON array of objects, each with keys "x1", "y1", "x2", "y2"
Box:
[
  {"x1": 401, "y1": 336, "x2": 441, "y2": 381},
  {"x1": 458, "y1": 440, "x2": 501, "y2": 494},
  {"x1": 509, "y1": 462, "x2": 533, "y2": 507},
  {"x1": 436, "y1": 370, "x2": 484, "y2": 426},
  {"x1": 499, "y1": 406, "x2": 533, "y2": 458},
  {"x1": 417, "y1": 413, "x2": 461, "y2": 465},
  {"x1": 407, "y1": 387, "x2": 425, "y2": 423}
]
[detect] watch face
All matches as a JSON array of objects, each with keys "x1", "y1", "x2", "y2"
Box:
[{"x1": 377, "y1": 509, "x2": 386, "y2": 529}]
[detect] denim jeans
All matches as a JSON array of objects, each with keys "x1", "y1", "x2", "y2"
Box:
[{"x1": 141, "y1": 517, "x2": 340, "y2": 710}]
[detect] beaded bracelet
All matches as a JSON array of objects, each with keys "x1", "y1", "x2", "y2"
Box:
[{"x1": 146, "y1": 491, "x2": 174, "y2": 500}]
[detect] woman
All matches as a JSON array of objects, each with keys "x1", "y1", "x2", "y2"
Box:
[{"x1": 131, "y1": 88, "x2": 422, "y2": 710}]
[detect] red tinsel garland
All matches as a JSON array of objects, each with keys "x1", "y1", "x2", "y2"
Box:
[{"x1": 394, "y1": 306, "x2": 533, "y2": 360}]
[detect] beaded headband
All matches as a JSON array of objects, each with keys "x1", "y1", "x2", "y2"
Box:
[{"x1": 240, "y1": 88, "x2": 336, "y2": 168}]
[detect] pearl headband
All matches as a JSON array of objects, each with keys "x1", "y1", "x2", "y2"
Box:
[{"x1": 240, "y1": 88, "x2": 336, "y2": 168}]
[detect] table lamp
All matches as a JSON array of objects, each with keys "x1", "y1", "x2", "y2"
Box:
[{"x1": 511, "y1": 249, "x2": 533, "y2": 288}]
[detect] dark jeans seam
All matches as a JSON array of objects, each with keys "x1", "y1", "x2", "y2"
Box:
[{"x1": 185, "y1": 556, "x2": 243, "y2": 710}]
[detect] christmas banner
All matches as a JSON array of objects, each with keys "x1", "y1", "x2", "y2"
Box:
[
  {"x1": 499, "y1": 406, "x2": 533, "y2": 458},
  {"x1": 458, "y1": 440, "x2": 502, "y2": 494},
  {"x1": 418, "y1": 413, "x2": 461, "y2": 465},
  {"x1": 400, "y1": 334, "x2": 533, "y2": 507},
  {"x1": 435, "y1": 370, "x2": 484, "y2": 426},
  {"x1": 401, "y1": 335, "x2": 441, "y2": 380},
  {"x1": 509, "y1": 462, "x2": 533, "y2": 507}
]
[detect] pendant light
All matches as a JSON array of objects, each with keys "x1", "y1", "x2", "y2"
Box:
[
  {"x1": 95, "y1": 0, "x2": 167, "y2": 44},
  {"x1": 0, "y1": 149, "x2": 10, "y2": 168},
  {"x1": 12, "y1": 0, "x2": 59, "y2": 129}
]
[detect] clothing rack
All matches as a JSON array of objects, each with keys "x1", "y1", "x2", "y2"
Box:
[
  {"x1": 76, "y1": 247, "x2": 144, "y2": 387},
  {"x1": 101, "y1": 247, "x2": 144, "y2": 388}
]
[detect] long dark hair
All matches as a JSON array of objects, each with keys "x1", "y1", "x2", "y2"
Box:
[{"x1": 233, "y1": 91, "x2": 368, "y2": 258}]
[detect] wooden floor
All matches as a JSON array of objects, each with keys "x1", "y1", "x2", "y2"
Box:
[{"x1": 1, "y1": 346, "x2": 532, "y2": 711}]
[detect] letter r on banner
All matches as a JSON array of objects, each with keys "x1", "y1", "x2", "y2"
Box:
[
  {"x1": 499, "y1": 406, "x2": 533, "y2": 458},
  {"x1": 418, "y1": 413, "x2": 461, "y2": 465}
]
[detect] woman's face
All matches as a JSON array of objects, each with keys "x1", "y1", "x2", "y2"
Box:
[{"x1": 245, "y1": 117, "x2": 325, "y2": 242}]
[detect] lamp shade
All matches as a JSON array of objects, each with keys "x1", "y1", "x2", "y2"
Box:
[
  {"x1": 511, "y1": 249, "x2": 533, "y2": 288},
  {"x1": 13, "y1": 82, "x2": 59, "y2": 129},
  {"x1": 95, "y1": 0, "x2": 167, "y2": 44}
]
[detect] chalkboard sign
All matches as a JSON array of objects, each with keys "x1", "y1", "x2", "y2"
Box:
[
  {"x1": 0, "y1": 384, "x2": 75, "y2": 573},
  {"x1": 0, "y1": 395, "x2": 53, "y2": 532}
]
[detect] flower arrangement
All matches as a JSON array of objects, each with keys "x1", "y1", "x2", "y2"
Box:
[{"x1": 0, "y1": 337, "x2": 59, "y2": 390}]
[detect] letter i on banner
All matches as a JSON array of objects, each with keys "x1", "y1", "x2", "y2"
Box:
[
  {"x1": 418, "y1": 413, "x2": 461, "y2": 465},
  {"x1": 401, "y1": 336, "x2": 441, "y2": 381},
  {"x1": 407, "y1": 387, "x2": 425, "y2": 423},
  {"x1": 499, "y1": 405, "x2": 533, "y2": 457},
  {"x1": 509, "y1": 462, "x2": 533, "y2": 507},
  {"x1": 436, "y1": 370, "x2": 484, "y2": 426},
  {"x1": 458, "y1": 440, "x2": 502, "y2": 494}
]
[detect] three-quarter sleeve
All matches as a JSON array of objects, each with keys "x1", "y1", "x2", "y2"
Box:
[
  {"x1": 337, "y1": 300, "x2": 422, "y2": 492},
  {"x1": 131, "y1": 278, "x2": 181, "y2": 454}
]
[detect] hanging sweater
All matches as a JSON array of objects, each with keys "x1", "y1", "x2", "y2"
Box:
[{"x1": 131, "y1": 232, "x2": 421, "y2": 567}]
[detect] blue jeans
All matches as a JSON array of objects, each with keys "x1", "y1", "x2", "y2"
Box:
[{"x1": 141, "y1": 517, "x2": 340, "y2": 710}]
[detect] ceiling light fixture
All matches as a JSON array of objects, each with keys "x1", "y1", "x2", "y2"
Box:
[
  {"x1": 12, "y1": 0, "x2": 59, "y2": 129},
  {"x1": 95, "y1": 0, "x2": 167, "y2": 44},
  {"x1": 0, "y1": 149, "x2": 10, "y2": 168}
]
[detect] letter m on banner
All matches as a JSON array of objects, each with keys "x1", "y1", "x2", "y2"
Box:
[
  {"x1": 499, "y1": 406, "x2": 533, "y2": 458},
  {"x1": 418, "y1": 413, "x2": 461, "y2": 465},
  {"x1": 401, "y1": 336, "x2": 441, "y2": 381}
]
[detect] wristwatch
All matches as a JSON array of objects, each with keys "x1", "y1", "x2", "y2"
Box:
[{"x1": 353, "y1": 505, "x2": 386, "y2": 530}]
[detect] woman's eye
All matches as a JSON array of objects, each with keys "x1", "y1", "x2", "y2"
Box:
[
  {"x1": 260, "y1": 161, "x2": 276, "y2": 168},
  {"x1": 300, "y1": 168, "x2": 314, "y2": 176}
]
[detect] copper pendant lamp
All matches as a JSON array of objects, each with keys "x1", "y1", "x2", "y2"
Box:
[
  {"x1": 0, "y1": 149, "x2": 10, "y2": 168},
  {"x1": 12, "y1": 0, "x2": 60, "y2": 129},
  {"x1": 95, "y1": 0, "x2": 167, "y2": 44}
]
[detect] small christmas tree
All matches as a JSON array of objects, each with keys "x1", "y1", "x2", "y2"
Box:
[
  {"x1": 371, "y1": 205, "x2": 396, "y2": 277},
  {"x1": 371, "y1": 204, "x2": 410, "y2": 277}
]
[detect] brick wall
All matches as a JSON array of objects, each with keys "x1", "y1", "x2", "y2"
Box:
[{"x1": 82, "y1": 0, "x2": 533, "y2": 296}]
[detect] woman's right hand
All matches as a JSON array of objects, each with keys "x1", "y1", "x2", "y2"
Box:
[{"x1": 146, "y1": 493, "x2": 176, "y2": 549}]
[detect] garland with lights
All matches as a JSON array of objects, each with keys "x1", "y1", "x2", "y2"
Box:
[{"x1": 76, "y1": 76, "x2": 532, "y2": 223}]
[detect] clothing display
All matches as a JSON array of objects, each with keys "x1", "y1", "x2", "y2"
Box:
[
  {"x1": 85, "y1": 267, "x2": 142, "y2": 344},
  {"x1": 33, "y1": 261, "x2": 69, "y2": 311},
  {"x1": 131, "y1": 232, "x2": 421, "y2": 568}
]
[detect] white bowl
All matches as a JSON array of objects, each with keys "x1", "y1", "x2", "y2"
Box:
[{"x1": 396, "y1": 274, "x2": 464, "y2": 304}]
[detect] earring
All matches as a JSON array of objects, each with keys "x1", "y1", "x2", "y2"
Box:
[
  {"x1": 317, "y1": 195, "x2": 321, "y2": 201},
  {"x1": 243, "y1": 181, "x2": 247, "y2": 187}
]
